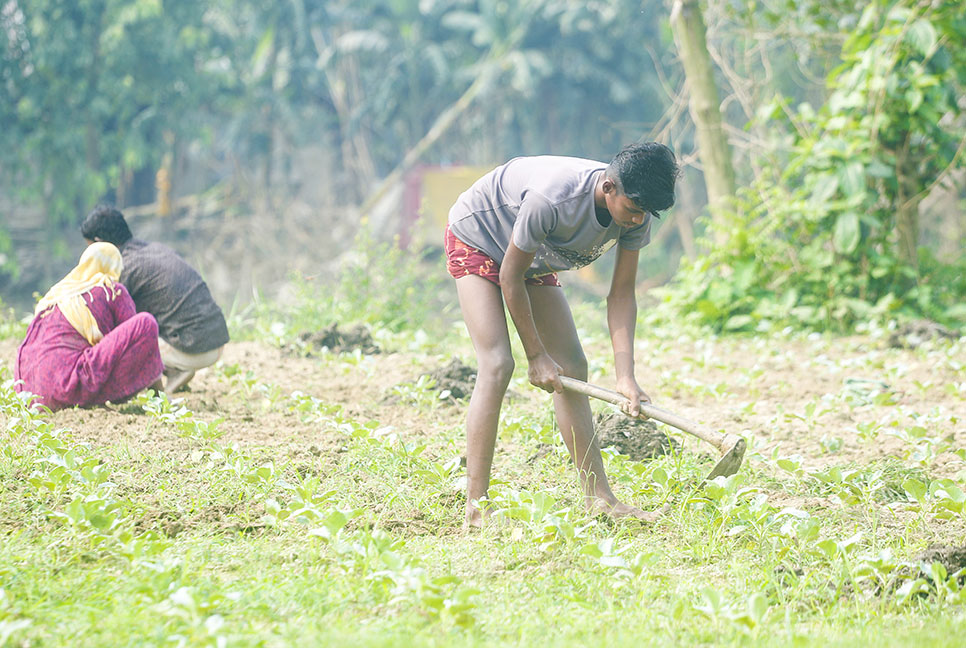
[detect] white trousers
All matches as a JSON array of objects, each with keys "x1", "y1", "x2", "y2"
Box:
[{"x1": 158, "y1": 338, "x2": 224, "y2": 372}]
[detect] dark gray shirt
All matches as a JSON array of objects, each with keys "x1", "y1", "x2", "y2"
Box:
[
  {"x1": 119, "y1": 238, "x2": 229, "y2": 354},
  {"x1": 448, "y1": 156, "x2": 651, "y2": 277}
]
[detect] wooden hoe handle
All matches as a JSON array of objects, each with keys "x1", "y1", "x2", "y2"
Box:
[{"x1": 558, "y1": 376, "x2": 727, "y2": 452}]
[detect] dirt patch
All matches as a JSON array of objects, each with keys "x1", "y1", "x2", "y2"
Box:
[
  {"x1": 914, "y1": 545, "x2": 966, "y2": 576},
  {"x1": 594, "y1": 410, "x2": 679, "y2": 461},
  {"x1": 288, "y1": 323, "x2": 381, "y2": 356},
  {"x1": 135, "y1": 502, "x2": 262, "y2": 538},
  {"x1": 422, "y1": 358, "x2": 477, "y2": 400},
  {"x1": 888, "y1": 319, "x2": 959, "y2": 349},
  {"x1": 2, "y1": 322, "x2": 963, "y2": 541},
  {"x1": 869, "y1": 545, "x2": 966, "y2": 599}
]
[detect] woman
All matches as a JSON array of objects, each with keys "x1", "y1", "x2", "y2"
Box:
[{"x1": 15, "y1": 242, "x2": 163, "y2": 410}]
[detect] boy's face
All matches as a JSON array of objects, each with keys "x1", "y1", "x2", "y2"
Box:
[{"x1": 604, "y1": 188, "x2": 648, "y2": 228}]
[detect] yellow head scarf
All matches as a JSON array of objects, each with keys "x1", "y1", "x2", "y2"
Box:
[{"x1": 35, "y1": 242, "x2": 124, "y2": 345}]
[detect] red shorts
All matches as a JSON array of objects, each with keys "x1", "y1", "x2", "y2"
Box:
[{"x1": 444, "y1": 225, "x2": 560, "y2": 287}]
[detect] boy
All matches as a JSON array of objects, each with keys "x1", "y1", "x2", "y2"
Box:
[
  {"x1": 445, "y1": 142, "x2": 679, "y2": 528},
  {"x1": 80, "y1": 205, "x2": 230, "y2": 393}
]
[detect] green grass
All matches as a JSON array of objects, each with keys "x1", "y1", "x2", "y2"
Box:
[
  {"x1": 1, "y1": 242, "x2": 965, "y2": 646},
  {"x1": 3, "y1": 337, "x2": 965, "y2": 647}
]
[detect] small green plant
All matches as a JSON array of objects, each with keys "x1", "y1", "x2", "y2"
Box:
[
  {"x1": 288, "y1": 391, "x2": 343, "y2": 422},
  {"x1": 579, "y1": 537, "x2": 660, "y2": 580},
  {"x1": 135, "y1": 390, "x2": 192, "y2": 425},
  {"x1": 49, "y1": 492, "x2": 128, "y2": 539},
  {"x1": 819, "y1": 435, "x2": 843, "y2": 454},
  {"x1": 153, "y1": 586, "x2": 237, "y2": 646},
  {"x1": 390, "y1": 374, "x2": 446, "y2": 409},
  {"x1": 896, "y1": 562, "x2": 966, "y2": 608},
  {"x1": 413, "y1": 456, "x2": 462, "y2": 499},
  {"x1": 855, "y1": 421, "x2": 882, "y2": 442},
  {"x1": 134, "y1": 390, "x2": 225, "y2": 442},
  {"x1": 694, "y1": 588, "x2": 771, "y2": 634},
  {"x1": 785, "y1": 398, "x2": 833, "y2": 432},
  {"x1": 887, "y1": 425, "x2": 952, "y2": 468},
  {"x1": 487, "y1": 487, "x2": 595, "y2": 551}
]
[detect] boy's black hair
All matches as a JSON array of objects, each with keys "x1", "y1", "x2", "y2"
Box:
[
  {"x1": 80, "y1": 205, "x2": 133, "y2": 246},
  {"x1": 607, "y1": 142, "x2": 680, "y2": 215}
]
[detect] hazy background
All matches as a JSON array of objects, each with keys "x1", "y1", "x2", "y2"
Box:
[{"x1": 1, "y1": 0, "x2": 963, "y2": 315}]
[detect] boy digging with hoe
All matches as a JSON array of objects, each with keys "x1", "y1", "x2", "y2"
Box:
[{"x1": 445, "y1": 142, "x2": 679, "y2": 529}]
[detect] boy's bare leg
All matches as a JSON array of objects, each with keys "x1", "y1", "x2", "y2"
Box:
[
  {"x1": 455, "y1": 275, "x2": 515, "y2": 529},
  {"x1": 527, "y1": 285, "x2": 656, "y2": 521}
]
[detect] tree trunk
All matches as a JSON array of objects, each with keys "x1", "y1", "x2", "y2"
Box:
[
  {"x1": 674, "y1": 190, "x2": 698, "y2": 259},
  {"x1": 309, "y1": 26, "x2": 379, "y2": 201},
  {"x1": 670, "y1": 0, "x2": 735, "y2": 245}
]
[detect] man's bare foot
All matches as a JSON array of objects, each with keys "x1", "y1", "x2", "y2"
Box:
[
  {"x1": 587, "y1": 497, "x2": 665, "y2": 522},
  {"x1": 164, "y1": 369, "x2": 195, "y2": 394}
]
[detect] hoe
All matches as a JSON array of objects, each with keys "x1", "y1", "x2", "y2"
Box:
[{"x1": 559, "y1": 376, "x2": 746, "y2": 480}]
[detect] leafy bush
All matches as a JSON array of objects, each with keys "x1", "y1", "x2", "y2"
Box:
[{"x1": 662, "y1": 0, "x2": 966, "y2": 333}]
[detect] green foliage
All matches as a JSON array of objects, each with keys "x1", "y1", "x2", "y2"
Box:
[
  {"x1": 663, "y1": 0, "x2": 966, "y2": 332},
  {"x1": 331, "y1": 226, "x2": 454, "y2": 333},
  {"x1": 1, "y1": 0, "x2": 222, "y2": 225},
  {"x1": 0, "y1": 299, "x2": 28, "y2": 341},
  {"x1": 1, "y1": 0, "x2": 674, "y2": 219}
]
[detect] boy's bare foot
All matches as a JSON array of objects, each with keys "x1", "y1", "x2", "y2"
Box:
[
  {"x1": 587, "y1": 497, "x2": 666, "y2": 522},
  {"x1": 463, "y1": 503, "x2": 485, "y2": 533}
]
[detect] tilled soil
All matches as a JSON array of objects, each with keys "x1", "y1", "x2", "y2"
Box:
[
  {"x1": 421, "y1": 358, "x2": 477, "y2": 400},
  {"x1": 888, "y1": 319, "x2": 958, "y2": 349},
  {"x1": 2, "y1": 328, "x2": 964, "y2": 532},
  {"x1": 288, "y1": 323, "x2": 381, "y2": 356},
  {"x1": 914, "y1": 545, "x2": 966, "y2": 576},
  {"x1": 594, "y1": 410, "x2": 679, "y2": 461}
]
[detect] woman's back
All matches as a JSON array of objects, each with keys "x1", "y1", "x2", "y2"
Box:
[{"x1": 16, "y1": 279, "x2": 162, "y2": 410}]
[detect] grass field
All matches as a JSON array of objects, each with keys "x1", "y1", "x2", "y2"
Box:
[{"x1": 1, "y1": 282, "x2": 965, "y2": 646}]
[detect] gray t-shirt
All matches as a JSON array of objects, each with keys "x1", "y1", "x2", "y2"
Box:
[
  {"x1": 119, "y1": 238, "x2": 230, "y2": 354},
  {"x1": 448, "y1": 156, "x2": 651, "y2": 277}
]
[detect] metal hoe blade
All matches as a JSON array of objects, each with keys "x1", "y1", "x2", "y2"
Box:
[{"x1": 704, "y1": 433, "x2": 746, "y2": 481}]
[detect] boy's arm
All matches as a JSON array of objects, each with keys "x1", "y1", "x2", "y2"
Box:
[
  {"x1": 500, "y1": 241, "x2": 563, "y2": 393},
  {"x1": 607, "y1": 245, "x2": 650, "y2": 416}
]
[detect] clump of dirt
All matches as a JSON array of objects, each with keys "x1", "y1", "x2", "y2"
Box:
[
  {"x1": 889, "y1": 319, "x2": 959, "y2": 349},
  {"x1": 422, "y1": 358, "x2": 477, "y2": 400},
  {"x1": 289, "y1": 323, "x2": 381, "y2": 356},
  {"x1": 862, "y1": 545, "x2": 966, "y2": 600},
  {"x1": 913, "y1": 545, "x2": 966, "y2": 576},
  {"x1": 594, "y1": 410, "x2": 679, "y2": 461}
]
